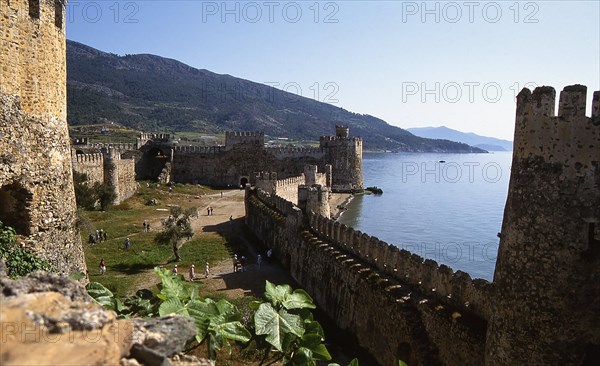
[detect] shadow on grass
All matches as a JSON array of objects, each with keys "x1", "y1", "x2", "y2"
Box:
[{"x1": 111, "y1": 262, "x2": 158, "y2": 275}]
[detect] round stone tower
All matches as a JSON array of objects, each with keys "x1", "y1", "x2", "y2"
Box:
[
  {"x1": 319, "y1": 126, "x2": 363, "y2": 192},
  {"x1": 0, "y1": 0, "x2": 87, "y2": 275},
  {"x1": 485, "y1": 85, "x2": 600, "y2": 364}
]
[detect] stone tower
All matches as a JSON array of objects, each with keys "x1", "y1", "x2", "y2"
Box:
[
  {"x1": 486, "y1": 85, "x2": 600, "y2": 364},
  {"x1": 319, "y1": 126, "x2": 363, "y2": 192},
  {"x1": 0, "y1": 0, "x2": 87, "y2": 274},
  {"x1": 298, "y1": 184, "x2": 331, "y2": 218}
]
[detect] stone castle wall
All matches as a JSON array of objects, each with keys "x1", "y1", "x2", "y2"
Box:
[
  {"x1": 140, "y1": 127, "x2": 361, "y2": 191},
  {"x1": 224, "y1": 131, "x2": 264, "y2": 151},
  {"x1": 245, "y1": 188, "x2": 487, "y2": 366},
  {"x1": 255, "y1": 172, "x2": 306, "y2": 204},
  {"x1": 72, "y1": 150, "x2": 137, "y2": 205},
  {"x1": 113, "y1": 154, "x2": 137, "y2": 204},
  {"x1": 72, "y1": 153, "x2": 104, "y2": 184},
  {"x1": 0, "y1": 95, "x2": 85, "y2": 275},
  {"x1": 485, "y1": 86, "x2": 600, "y2": 365},
  {"x1": 0, "y1": 0, "x2": 66, "y2": 120},
  {"x1": 0, "y1": 0, "x2": 85, "y2": 275}
]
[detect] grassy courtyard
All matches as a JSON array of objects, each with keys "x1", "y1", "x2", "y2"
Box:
[{"x1": 79, "y1": 182, "x2": 236, "y2": 297}]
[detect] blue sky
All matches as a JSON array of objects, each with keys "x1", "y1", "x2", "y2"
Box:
[{"x1": 67, "y1": 1, "x2": 600, "y2": 140}]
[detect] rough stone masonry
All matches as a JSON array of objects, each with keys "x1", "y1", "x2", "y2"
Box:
[{"x1": 0, "y1": 0, "x2": 86, "y2": 275}]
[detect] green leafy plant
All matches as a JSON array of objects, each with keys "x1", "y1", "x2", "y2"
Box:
[
  {"x1": 0, "y1": 221, "x2": 51, "y2": 278},
  {"x1": 252, "y1": 281, "x2": 331, "y2": 365},
  {"x1": 88, "y1": 267, "x2": 250, "y2": 360}
]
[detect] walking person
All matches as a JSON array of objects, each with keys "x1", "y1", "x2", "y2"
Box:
[
  {"x1": 172, "y1": 264, "x2": 178, "y2": 275},
  {"x1": 207, "y1": 207, "x2": 210, "y2": 216},
  {"x1": 267, "y1": 248, "x2": 273, "y2": 262},
  {"x1": 189, "y1": 264, "x2": 195, "y2": 281},
  {"x1": 240, "y1": 256, "x2": 246, "y2": 272},
  {"x1": 233, "y1": 254, "x2": 238, "y2": 272},
  {"x1": 125, "y1": 237, "x2": 131, "y2": 250},
  {"x1": 99, "y1": 258, "x2": 106, "y2": 275},
  {"x1": 143, "y1": 220, "x2": 147, "y2": 232},
  {"x1": 99, "y1": 229, "x2": 104, "y2": 242},
  {"x1": 257, "y1": 254, "x2": 262, "y2": 270},
  {"x1": 205, "y1": 262, "x2": 210, "y2": 278},
  {"x1": 103, "y1": 231, "x2": 107, "y2": 241}
]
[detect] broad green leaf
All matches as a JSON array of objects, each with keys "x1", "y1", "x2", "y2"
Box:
[
  {"x1": 301, "y1": 333, "x2": 322, "y2": 348},
  {"x1": 265, "y1": 280, "x2": 293, "y2": 307},
  {"x1": 254, "y1": 303, "x2": 304, "y2": 351},
  {"x1": 113, "y1": 297, "x2": 125, "y2": 313},
  {"x1": 154, "y1": 267, "x2": 186, "y2": 300},
  {"x1": 398, "y1": 361, "x2": 408, "y2": 366},
  {"x1": 305, "y1": 321, "x2": 324, "y2": 338},
  {"x1": 188, "y1": 300, "x2": 212, "y2": 341},
  {"x1": 86, "y1": 282, "x2": 114, "y2": 308},
  {"x1": 282, "y1": 289, "x2": 316, "y2": 310},
  {"x1": 248, "y1": 300, "x2": 262, "y2": 310},
  {"x1": 211, "y1": 321, "x2": 251, "y2": 343},
  {"x1": 349, "y1": 358, "x2": 359, "y2": 366},
  {"x1": 309, "y1": 343, "x2": 332, "y2": 361},
  {"x1": 215, "y1": 298, "x2": 237, "y2": 317},
  {"x1": 158, "y1": 297, "x2": 188, "y2": 316},
  {"x1": 291, "y1": 347, "x2": 314, "y2": 366},
  {"x1": 301, "y1": 333, "x2": 331, "y2": 361}
]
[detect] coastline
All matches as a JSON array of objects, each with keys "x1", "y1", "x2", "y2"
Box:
[{"x1": 330, "y1": 193, "x2": 354, "y2": 220}]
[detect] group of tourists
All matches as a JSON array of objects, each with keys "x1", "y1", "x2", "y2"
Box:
[
  {"x1": 172, "y1": 263, "x2": 209, "y2": 281},
  {"x1": 89, "y1": 229, "x2": 108, "y2": 244},
  {"x1": 142, "y1": 220, "x2": 152, "y2": 232},
  {"x1": 232, "y1": 248, "x2": 273, "y2": 272},
  {"x1": 207, "y1": 207, "x2": 214, "y2": 215}
]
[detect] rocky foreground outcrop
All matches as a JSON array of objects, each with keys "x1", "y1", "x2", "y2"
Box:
[{"x1": 0, "y1": 261, "x2": 212, "y2": 366}]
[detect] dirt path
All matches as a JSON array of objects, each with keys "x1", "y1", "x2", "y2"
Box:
[{"x1": 182, "y1": 189, "x2": 296, "y2": 299}]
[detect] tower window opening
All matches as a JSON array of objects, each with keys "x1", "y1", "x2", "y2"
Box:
[
  {"x1": 0, "y1": 183, "x2": 33, "y2": 236},
  {"x1": 29, "y1": 0, "x2": 40, "y2": 19},
  {"x1": 55, "y1": 0, "x2": 64, "y2": 29}
]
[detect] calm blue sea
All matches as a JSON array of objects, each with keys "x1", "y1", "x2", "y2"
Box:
[{"x1": 337, "y1": 151, "x2": 513, "y2": 281}]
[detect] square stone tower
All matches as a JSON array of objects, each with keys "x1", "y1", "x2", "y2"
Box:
[{"x1": 0, "y1": 0, "x2": 87, "y2": 275}]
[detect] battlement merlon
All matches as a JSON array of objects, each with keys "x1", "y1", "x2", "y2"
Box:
[
  {"x1": 225, "y1": 131, "x2": 265, "y2": 150},
  {"x1": 74, "y1": 153, "x2": 104, "y2": 164},
  {"x1": 514, "y1": 85, "x2": 600, "y2": 163}
]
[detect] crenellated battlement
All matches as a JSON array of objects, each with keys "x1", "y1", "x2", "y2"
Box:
[
  {"x1": 276, "y1": 176, "x2": 305, "y2": 188},
  {"x1": 86, "y1": 142, "x2": 137, "y2": 151},
  {"x1": 513, "y1": 85, "x2": 599, "y2": 170},
  {"x1": 307, "y1": 212, "x2": 491, "y2": 319},
  {"x1": 225, "y1": 131, "x2": 264, "y2": 151},
  {"x1": 75, "y1": 153, "x2": 103, "y2": 164},
  {"x1": 267, "y1": 147, "x2": 325, "y2": 157},
  {"x1": 172, "y1": 145, "x2": 224, "y2": 154}
]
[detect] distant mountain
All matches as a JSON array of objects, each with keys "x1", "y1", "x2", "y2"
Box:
[
  {"x1": 66, "y1": 40, "x2": 484, "y2": 153},
  {"x1": 406, "y1": 126, "x2": 512, "y2": 151}
]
